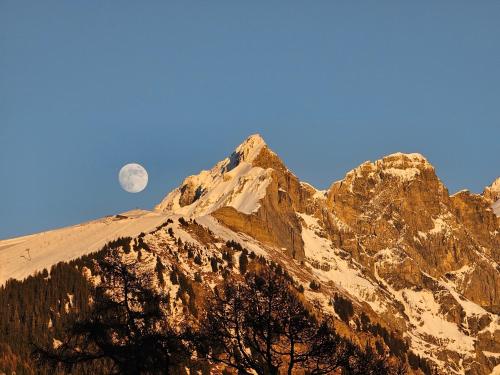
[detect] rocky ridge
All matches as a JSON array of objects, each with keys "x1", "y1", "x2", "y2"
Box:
[
  {"x1": 484, "y1": 178, "x2": 500, "y2": 217},
  {"x1": 155, "y1": 134, "x2": 500, "y2": 375}
]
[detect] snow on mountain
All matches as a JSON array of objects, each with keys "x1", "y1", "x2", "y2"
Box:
[
  {"x1": 298, "y1": 212, "x2": 386, "y2": 314},
  {"x1": 494, "y1": 199, "x2": 500, "y2": 216},
  {"x1": 155, "y1": 134, "x2": 272, "y2": 216},
  {"x1": 0, "y1": 209, "x2": 169, "y2": 285},
  {"x1": 296, "y1": 210, "x2": 500, "y2": 373},
  {"x1": 485, "y1": 178, "x2": 500, "y2": 213},
  {"x1": 490, "y1": 178, "x2": 500, "y2": 194},
  {"x1": 492, "y1": 364, "x2": 500, "y2": 375},
  {"x1": 484, "y1": 177, "x2": 500, "y2": 217}
]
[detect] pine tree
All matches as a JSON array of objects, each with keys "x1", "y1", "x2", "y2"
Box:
[
  {"x1": 33, "y1": 249, "x2": 188, "y2": 374},
  {"x1": 238, "y1": 251, "x2": 248, "y2": 274}
]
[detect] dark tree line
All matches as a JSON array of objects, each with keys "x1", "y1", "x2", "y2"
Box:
[{"x1": 0, "y1": 249, "x2": 104, "y2": 375}]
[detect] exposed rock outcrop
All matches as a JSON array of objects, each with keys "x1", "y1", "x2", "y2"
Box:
[
  {"x1": 317, "y1": 153, "x2": 500, "y2": 311},
  {"x1": 156, "y1": 134, "x2": 317, "y2": 260}
]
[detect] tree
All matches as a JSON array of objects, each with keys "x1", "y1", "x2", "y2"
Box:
[
  {"x1": 194, "y1": 254, "x2": 203, "y2": 266},
  {"x1": 210, "y1": 257, "x2": 219, "y2": 273},
  {"x1": 333, "y1": 294, "x2": 354, "y2": 323},
  {"x1": 33, "y1": 249, "x2": 188, "y2": 374},
  {"x1": 195, "y1": 266, "x2": 406, "y2": 375},
  {"x1": 239, "y1": 251, "x2": 248, "y2": 274},
  {"x1": 196, "y1": 268, "x2": 353, "y2": 375},
  {"x1": 309, "y1": 280, "x2": 321, "y2": 291},
  {"x1": 155, "y1": 256, "x2": 167, "y2": 288}
]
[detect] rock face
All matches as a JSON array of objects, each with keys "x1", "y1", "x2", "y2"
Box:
[
  {"x1": 155, "y1": 134, "x2": 272, "y2": 216},
  {"x1": 320, "y1": 154, "x2": 500, "y2": 309},
  {"x1": 484, "y1": 177, "x2": 500, "y2": 203},
  {"x1": 155, "y1": 134, "x2": 500, "y2": 374},
  {"x1": 156, "y1": 134, "x2": 315, "y2": 260},
  {"x1": 484, "y1": 177, "x2": 500, "y2": 217}
]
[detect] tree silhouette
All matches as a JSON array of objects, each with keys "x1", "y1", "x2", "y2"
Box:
[
  {"x1": 33, "y1": 249, "x2": 187, "y2": 374},
  {"x1": 195, "y1": 266, "x2": 401, "y2": 374},
  {"x1": 239, "y1": 250, "x2": 248, "y2": 274}
]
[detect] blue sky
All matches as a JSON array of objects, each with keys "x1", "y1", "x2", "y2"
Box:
[{"x1": 1, "y1": 1, "x2": 499, "y2": 239}]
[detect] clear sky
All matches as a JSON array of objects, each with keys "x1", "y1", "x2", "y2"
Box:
[{"x1": 1, "y1": 1, "x2": 499, "y2": 239}]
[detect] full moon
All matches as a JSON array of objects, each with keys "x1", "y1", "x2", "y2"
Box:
[{"x1": 119, "y1": 163, "x2": 148, "y2": 193}]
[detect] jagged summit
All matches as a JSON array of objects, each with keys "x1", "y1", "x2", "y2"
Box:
[
  {"x1": 154, "y1": 134, "x2": 274, "y2": 216},
  {"x1": 484, "y1": 177, "x2": 500, "y2": 216},
  {"x1": 339, "y1": 152, "x2": 435, "y2": 190},
  {"x1": 484, "y1": 177, "x2": 500, "y2": 201},
  {"x1": 155, "y1": 133, "x2": 310, "y2": 259},
  {"x1": 385, "y1": 151, "x2": 428, "y2": 161},
  {"x1": 233, "y1": 133, "x2": 267, "y2": 163},
  {"x1": 157, "y1": 134, "x2": 442, "y2": 220}
]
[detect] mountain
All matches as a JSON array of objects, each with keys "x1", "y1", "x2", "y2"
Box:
[
  {"x1": 0, "y1": 209, "x2": 169, "y2": 285},
  {"x1": 156, "y1": 134, "x2": 315, "y2": 260},
  {"x1": 155, "y1": 134, "x2": 500, "y2": 374},
  {"x1": 1, "y1": 134, "x2": 499, "y2": 375}
]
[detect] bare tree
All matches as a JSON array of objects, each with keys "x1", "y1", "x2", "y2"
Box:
[{"x1": 196, "y1": 267, "x2": 368, "y2": 374}]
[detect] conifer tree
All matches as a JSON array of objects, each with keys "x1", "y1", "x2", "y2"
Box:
[{"x1": 33, "y1": 249, "x2": 188, "y2": 374}]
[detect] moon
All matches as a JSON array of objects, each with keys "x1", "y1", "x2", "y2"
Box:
[{"x1": 119, "y1": 163, "x2": 148, "y2": 193}]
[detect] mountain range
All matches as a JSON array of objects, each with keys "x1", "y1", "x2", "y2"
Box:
[{"x1": 1, "y1": 134, "x2": 499, "y2": 375}]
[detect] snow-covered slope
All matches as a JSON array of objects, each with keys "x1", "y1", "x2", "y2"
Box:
[
  {"x1": 485, "y1": 177, "x2": 500, "y2": 212},
  {"x1": 493, "y1": 199, "x2": 500, "y2": 217},
  {"x1": 296, "y1": 211, "x2": 500, "y2": 374},
  {"x1": 0, "y1": 209, "x2": 168, "y2": 285},
  {"x1": 155, "y1": 134, "x2": 273, "y2": 216}
]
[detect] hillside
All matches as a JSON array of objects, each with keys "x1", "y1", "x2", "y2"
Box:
[{"x1": 0, "y1": 210, "x2": 169, "y2": 285}]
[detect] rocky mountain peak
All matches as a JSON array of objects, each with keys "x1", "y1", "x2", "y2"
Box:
[
  {"x1": 378, "y1": 151, "x2": 431, "y2": 171},
  {"x1": 155, "y1": 134, "x2": 274, "y2": 217},
  {"x1": 156, "y1": 134, "x2": 315, "y2": 260},
  {"x1": 484, "y1": 177, "x2": 500, "y2": 203},
  {"x1": 343, "y1": 152, "x2": 434, "y2": 184},
  {"x1": 233, "y1": 133, "x2": 267, "y2": 163},
  {"x1": 331, "y1": 152, "x2": 441, "y2": 206}
]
